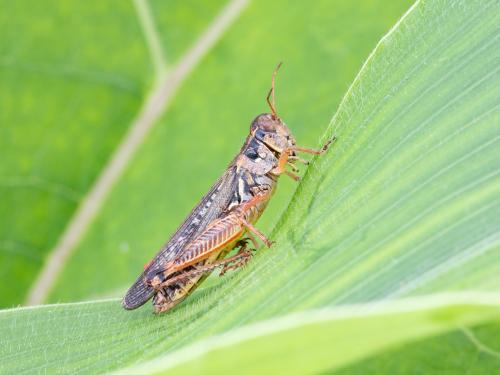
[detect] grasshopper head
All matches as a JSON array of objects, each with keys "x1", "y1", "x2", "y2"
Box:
[{"x1": 250, "y1": 113, "x2": 296, "y2": 153}]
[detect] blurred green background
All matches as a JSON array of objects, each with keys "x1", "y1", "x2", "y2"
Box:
[{"x1": 0, "y1": 0, "x2": 411, "y2": 307}]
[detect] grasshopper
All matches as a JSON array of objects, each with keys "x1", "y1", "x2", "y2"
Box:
[{"x1": 122, "y1": 64, "x2": 333, "y2": 314}]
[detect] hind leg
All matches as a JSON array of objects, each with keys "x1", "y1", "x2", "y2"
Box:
[
  {"x1": 219, "y1": 239, "x2": 255, "y2": 276},
  {"x1": 155, "y1": 246, "x2": 254, "y2": 289}
]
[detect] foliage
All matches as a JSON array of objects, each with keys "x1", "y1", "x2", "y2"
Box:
[{"x1": 2, "y1": 0, "x2": 499, "y2": 373}]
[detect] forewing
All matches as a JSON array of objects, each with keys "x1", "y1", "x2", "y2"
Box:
[{"x1": 122, "y1": 165, "x2": 239, "y2": 309}]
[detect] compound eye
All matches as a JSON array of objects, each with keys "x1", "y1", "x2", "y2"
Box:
[{"x1": 254, "y1": 128, "x2": 267, "y2": 141}]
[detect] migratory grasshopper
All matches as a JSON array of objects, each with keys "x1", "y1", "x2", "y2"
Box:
[{"x1": 123, "y1": 64, "x2": 333, "y2": 314}]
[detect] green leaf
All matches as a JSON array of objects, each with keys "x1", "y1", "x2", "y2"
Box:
[
  {"x1": 0, "y1": 0, "x2": 229, "y2": 307},
  {"x1": 1, "y1": 294, "x2": 499, "y2": 374},
  {"x1": 335, "y1": 318, "x2": 500, "y2": 375},
  {"x1": 122, "y1": 294, "x2": 500, "y2": 374},
  {"x1": 2, "y1": 0, "x2": 499, "y2": 373},
  {"x1": 0, "y1": 0, "x2": 149, "y2": 307}
]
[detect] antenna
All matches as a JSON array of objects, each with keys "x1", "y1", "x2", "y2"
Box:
[{"x1": 266, "y1": 62, "x2": 283, "y2": 120}]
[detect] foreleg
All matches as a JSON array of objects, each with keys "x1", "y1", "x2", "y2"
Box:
[{"x1": 271, "y1": 137, "x2": 336, "y2": 178}]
